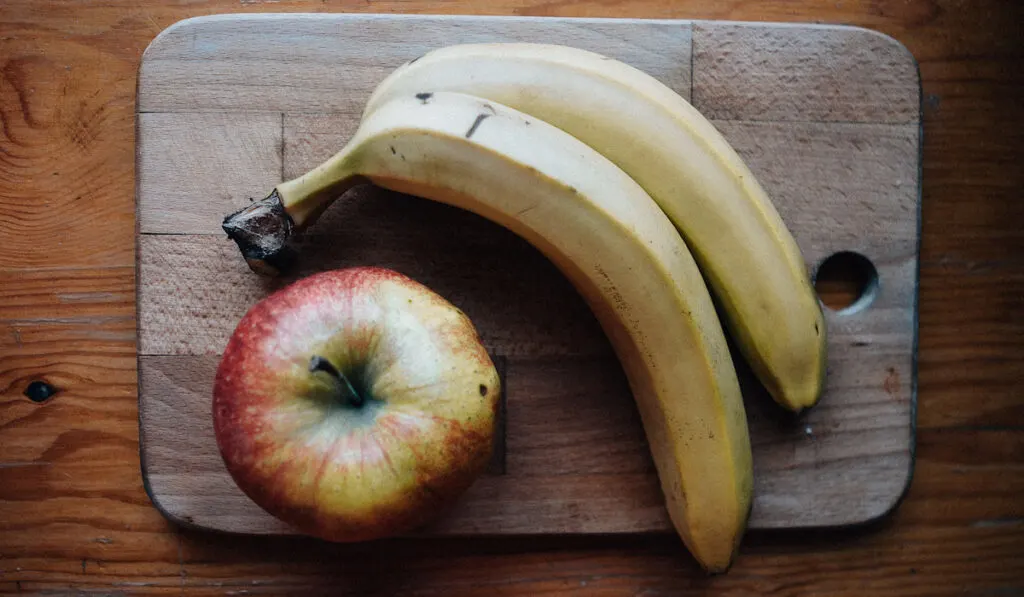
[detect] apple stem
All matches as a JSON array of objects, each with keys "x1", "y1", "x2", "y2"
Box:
[{"x1": 309, "y1": 356, "x2": 365, "y2": 408}]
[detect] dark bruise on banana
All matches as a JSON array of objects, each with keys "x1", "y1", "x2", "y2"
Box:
[
  {"x1": 465, "y1": 102, "x2": 496, "y2": 139},
  {"x1": 464, "y1": 113, "x2": 489, "y2": 139}
]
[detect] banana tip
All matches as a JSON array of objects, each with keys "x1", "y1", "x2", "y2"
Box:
[{"x1": 222, "y1": 190, "x2": 295, "y2": 276}]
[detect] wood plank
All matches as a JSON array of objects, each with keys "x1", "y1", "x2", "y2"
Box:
[
  {"x1": 0, "y1": 42, "x2": 136, "y2": 269},
  {"x1": 8, "y1": 511, "x2": 1024, "y2": 596},
  {"x1": 139, "y1": 343, "x2": 913, "y2": 533},
  {"x1": 711, "y1": 120, "x2": 920, "y2": 264},
  {"x1": 0, "y1": 316, "x2": 137, "y2": 462},
  {"x1": 0, "y1": 267, "x2": 138, "y2": 463},
  {"x1": 916, "y1": 264, "x2": 1024, "y2": 429},
  {"x1": 137, "y1": 14, "x2": 693, "y2": 113},
  {"x1": 283, "y1": 113, "x2": 358, "y2": 180},
  {"x1": 136, "y1": 113, "x2": 283, "y2": 235},
  {"x1": 136, "y1": 226, "x2": 608, "y2": 359},
  {"x1": 0, "y1": 275, "x2": 177, "y2": 577},
  {"x1": 0, "y1": 265, "x2": 135, "y2": 321},
  {"x1": 693, "y1": 22, "x2": 920, "y2": 123}
]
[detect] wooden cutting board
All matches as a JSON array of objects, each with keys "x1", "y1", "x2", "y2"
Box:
[{"x1": 135, "y1": 13, "x2": 921, "y2": 536}]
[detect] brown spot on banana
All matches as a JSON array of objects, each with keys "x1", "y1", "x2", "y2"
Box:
[{"x1": 465, "y1": 113, "x2": 490, "y2": 139}]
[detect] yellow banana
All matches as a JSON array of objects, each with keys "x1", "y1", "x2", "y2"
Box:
[
  {"x1": 363, "y1": 43, "x2": 827, "y2": 412},
  {"x1": 223, "y1": 91, "x2": 752, "y2": 572}
]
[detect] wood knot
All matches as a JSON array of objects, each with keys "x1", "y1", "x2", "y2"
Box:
[{"x1": 25, "y1": 380, "x2": 59, "y2": 403}]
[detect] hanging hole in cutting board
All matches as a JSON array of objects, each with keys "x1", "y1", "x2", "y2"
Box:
[{"x1": 814, "y1": 251, "x2": 879, "y2": 314}]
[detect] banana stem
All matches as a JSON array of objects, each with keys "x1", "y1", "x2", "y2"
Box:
[
  {"x1": 276, "y1": 167, "x2": 366, "y2": 229},
  {"x1": 222, "y1": 154, "x2": 366, "y2": 276},
  {"x1": 221, "y1": 190, "x2": 296, "y2": 277}
]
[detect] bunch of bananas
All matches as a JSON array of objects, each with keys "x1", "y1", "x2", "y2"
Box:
[{"x1": 222, "y1": 43, "x2": 827, "y2": 573}]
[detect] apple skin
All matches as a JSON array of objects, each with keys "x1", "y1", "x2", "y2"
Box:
[{"x1": 213, "y1": 267, "x2": 500, "y2": 542}]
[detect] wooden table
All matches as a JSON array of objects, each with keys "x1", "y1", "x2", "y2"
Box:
[{"x1": 1, "y1": 1, "x2": 1022, "y2": 594}]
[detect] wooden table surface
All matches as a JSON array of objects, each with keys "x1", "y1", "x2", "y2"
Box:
[{"x1": 1, "y1": 0, "x2": 1021, "y2": 594}]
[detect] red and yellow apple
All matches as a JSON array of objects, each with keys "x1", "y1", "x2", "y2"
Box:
[{"x1": 213, "y1": 267, "x2": 500, "y2": 541}]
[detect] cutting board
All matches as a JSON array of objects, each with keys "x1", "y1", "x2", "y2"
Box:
[{"x1": 135, "y1": 13, "x2": 921, "y2": 536}]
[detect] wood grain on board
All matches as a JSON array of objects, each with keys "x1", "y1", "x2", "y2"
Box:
[
  {"x1": 692, "y1": 22, "x2": 921, "y2": 123},
  {"x1": 3, "y1": 0, "x2": 1024, "y2": 593},
  {"x1": 135, "y1": 14, "x2": 921, "y2": 537},
  {"x1": 136, "y1": 14, "x2": 693, "y2": 113}
]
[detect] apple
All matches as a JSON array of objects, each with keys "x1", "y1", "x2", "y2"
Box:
[{"x1": 213, "y1": 266, "x2": 500, "y2": 541}]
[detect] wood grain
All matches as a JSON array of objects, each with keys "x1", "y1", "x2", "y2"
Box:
[
  {"x1": 135, "y1": 15, "x2": 919, "y2": 536},
  {"x1": 139, "y1": 346, "x2": 911, "y2": 535},
  {"x1": 693, "y1": 22, "x2": 921, "y2": 123},
  {"x1": 2, "y1": 0, "x2": 1023, "y2": 594},
  {"x1": 137, "y1": 14, "x2": 693, "y2": 114},
  {"x1": 136, "y1": 113, "x2": 282, "y2": 235}
]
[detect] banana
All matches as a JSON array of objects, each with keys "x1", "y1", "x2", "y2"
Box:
[
  {"x1": 361, "y1": 43, "x2": 827, "y2": 412},
  {"x1": 222, "y1": 91, "x2": 752, "y2": 572}
]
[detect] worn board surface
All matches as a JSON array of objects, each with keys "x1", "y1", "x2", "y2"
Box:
[{"x1": 135, "y1": 13, "x2": 921, "y2": 536}]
